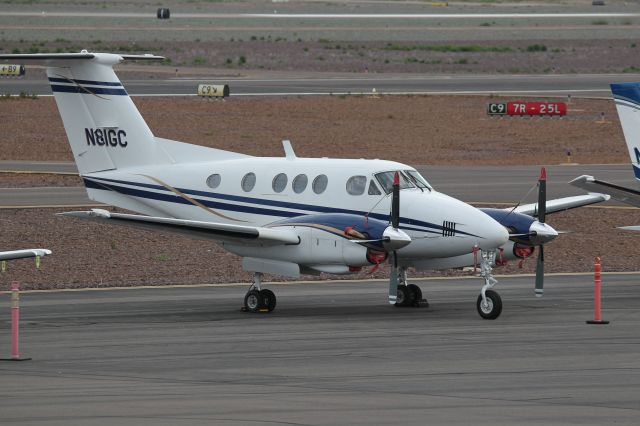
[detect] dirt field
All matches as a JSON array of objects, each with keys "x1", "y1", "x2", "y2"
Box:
[
  {"x1": 8, "y1": 39, "x2": 640, "y2": 75},
  {"x1": 2, "y1": 206, "x2": 639, "y2": 291},
  {"x1": 0, "y1": 95, "x2": 627, "y2": 166}
]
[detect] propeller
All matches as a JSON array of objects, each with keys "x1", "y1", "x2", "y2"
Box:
[
  {"x1": 388, "y1": 171, "x2": 401, "y2": 305},
  {"x1": 534, "y1": 167, "x2": 546, "y2": 297}
]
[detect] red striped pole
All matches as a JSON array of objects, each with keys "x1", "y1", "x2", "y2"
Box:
[
  {"x1": 2, "y1": 281, "x2": 31, "y2": 361},
  {"x1": 587, "y1": 257, "x2": 609, "y2": 325},
  {"x1": 11, "y1": 281, "x2": 20, "y2": 359}
]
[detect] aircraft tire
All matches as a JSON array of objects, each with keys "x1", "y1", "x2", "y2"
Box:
[
  {"x1": 477, "y1": 290, "x2": 502, "y2": 320},
  {"x1": 407, "y1": 284, "x2": 424, "y2": 307},
  {"x1": 244, "y1": 289, "x2": 263, "y2": 312},
  {"x1": 395, "y1": 285, "x2": 413, "y2": 307},
  {"x1": 260, "y1": 289, "x2": 277, "y2": 312}
]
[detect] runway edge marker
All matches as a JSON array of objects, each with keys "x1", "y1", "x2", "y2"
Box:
[
  {"x1": 1, "y1": 282, "x2": 31, "y2": 361},
  {"x1": 587, "y1": 257, "x2": 609, "y2": 325}
]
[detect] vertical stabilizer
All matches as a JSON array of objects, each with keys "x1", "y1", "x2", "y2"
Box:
[
  {"x1": 611, "y1": 82, "x2": 640, "y2": 180},
  {"x1": 0, "y1": 52, "x2": 172, "y2": 174}
]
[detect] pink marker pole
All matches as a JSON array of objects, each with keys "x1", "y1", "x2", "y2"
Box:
[
  {"x1": 587, "y1": 257, "x2": 609, "y2": 325},
  {"x1": 2, "y1": 281, "x2": 31, "y2": 361},
  {"x1": 11, "y1": 281, "x2": 20, "y2": 359}
]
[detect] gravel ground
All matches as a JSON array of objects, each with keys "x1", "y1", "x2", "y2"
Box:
[
  {"x1": 2, "y1": 206, "x2": 639, "y2": 291},
  {"x1": 5, "y1": 37, "x2": 640, "y2": 75},
  {"x1": 0, "y1": 95, "x2": 626, "y2": 167}
]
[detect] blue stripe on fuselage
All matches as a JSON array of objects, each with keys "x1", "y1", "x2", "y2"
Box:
[
  {"x1": 48, "y1": 77, "x2": 123, "y2": 87},
  {"x1": 82, "y1": 176, "x2": 479, "y2": 237},
  {"x1": 50, "y1": 85, "x2": 128, "y2": 96}
]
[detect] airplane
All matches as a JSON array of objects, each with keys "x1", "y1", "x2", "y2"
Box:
[
  {"x1": 0, "y1": 51, "x2": 606, "y2": 319},
  {"x1": 570, "y1": 81, "x2": 640, "y2": 224}
]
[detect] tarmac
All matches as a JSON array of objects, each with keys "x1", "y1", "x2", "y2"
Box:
[{"x1": 1, "y1": 273, "x2": 639, "y2": 425}]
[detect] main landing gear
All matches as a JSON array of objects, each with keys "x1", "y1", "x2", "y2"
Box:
[
  {"x1": 476, "y1": 250, "x2": 502, "y2": 320},
  {"x1": 395, "y1": 267, "x2": 428, "y2": 308},
  {"x1": 242, "y1": 272, "x2": 276, "y2": 313}
]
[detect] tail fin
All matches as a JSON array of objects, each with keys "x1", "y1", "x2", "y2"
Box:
[
  {"x1": 611, "y1": 82, "x2": 640, "y2": 180},
  {"x1": 0, "y1": 52, "x2": 171, "y2": 174}
]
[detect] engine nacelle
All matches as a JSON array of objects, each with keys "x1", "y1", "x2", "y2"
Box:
[
  {"x1": 510, "y1": 241, "x2": 535, "y2": 260},
  {"x1": 225, "y1": 226, "x2": 389, "y2": 275}
]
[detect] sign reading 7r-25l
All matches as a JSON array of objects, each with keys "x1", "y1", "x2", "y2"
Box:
[{"x1": 487, "y1": 102, "x2": 567, "y2": 117}]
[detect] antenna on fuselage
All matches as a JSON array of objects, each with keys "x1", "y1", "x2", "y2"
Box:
[{"x1": 282, "y1": 140, "x2": 296, "y2": 160}]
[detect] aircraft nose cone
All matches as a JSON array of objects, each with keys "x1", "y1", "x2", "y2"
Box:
[
  {"x1": 483, "y1": 219, "x2": 510, "y2": 250},
  {"x1": 529, "y1": 221, "x2": 558, "y2": 246},
  {"x1": 382, "y1": 226, "x2": 412, "y2": 251}
]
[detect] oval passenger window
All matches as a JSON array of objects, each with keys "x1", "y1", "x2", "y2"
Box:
[{"x1": 241, "y1": 172, "x2": 256, "y2": 192}]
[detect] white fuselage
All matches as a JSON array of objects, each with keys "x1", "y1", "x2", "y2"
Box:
[{"x1": 84, "y1": 156, "x2": 509, "y2": 264}]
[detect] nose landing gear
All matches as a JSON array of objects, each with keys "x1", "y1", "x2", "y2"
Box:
[{"x1": 477, "y1": 250, "x2": 502, "y2": 320}]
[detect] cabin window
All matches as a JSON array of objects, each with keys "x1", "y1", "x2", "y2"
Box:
[
  {"x1": 374, "y1": 171, "x2": 415, "y2": 194},
  {"x1": 346, "y1": 175, "x2": 367, "y2": 195},
  {"x1": 368, "y1": 181, "x2": 382, "y2": 195},
  {"x1": 206, "y1": 173, "x2": 221, "y2": 189},
  {"x1": 272, "y1": 173, "x2": 287, "y2": 193},
  {"x1": 241, "y1": 172, "x2": 256, "y2": 192},
  {"x1": 312, "y1": 174, "x2": 328, "y2": 194},
  {"x1": 292, "y1": 174, "x2": 308, "y2": 193}
]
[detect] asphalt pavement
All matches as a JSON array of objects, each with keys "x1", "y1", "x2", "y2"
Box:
[
  {"x1": 4, "y1": 73, "x2": 640, "y2": 97},
  {"x1": 1, "y1": 274, "x2": 638, "y2": 425}
]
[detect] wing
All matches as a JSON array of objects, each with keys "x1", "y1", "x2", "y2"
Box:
[
  {"x1": 59, "y1": 209, "x2": 300, "y2": 246},
  {"x1": 569, "y1": 175, "x2": 640, "y2": 208},
  {"x1": 0, "y1": 249, "x2": 52, "y2": 261},
  {"x1": 512, "y1": 193, "x2": 610, "y2": 216}
]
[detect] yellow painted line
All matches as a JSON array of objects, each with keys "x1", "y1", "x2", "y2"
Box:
[
  {"x1": 0, "y1": 170, "x2": 79, "y2": 176},
  {"x1": 5, "y1": 271, "x2": 640, "y2": 295}
]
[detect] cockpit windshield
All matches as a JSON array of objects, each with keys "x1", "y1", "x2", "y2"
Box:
[
  {"x1": 374, "y1": 171, "x2": 415, "y2": 194},
  {"x1": 405, "y1": 170, "x2": 432, "y2": 190}
]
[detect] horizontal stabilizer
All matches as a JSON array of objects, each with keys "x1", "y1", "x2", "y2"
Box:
[
  {"x1": 513, "y1": 193, "x2": 610, "y2": 216},
  {"x1": 59, "y1": 209, "x2": 300, "y2": 245},
  {"x1": 570, "y1": 175, "x2": 640, "y2": 208},
  {"x1": 618, "y1": 225, "x2": 640, "y2": 231},
  {"x1": 0, "y1": 52, "x2": 163, "y2": 65}
]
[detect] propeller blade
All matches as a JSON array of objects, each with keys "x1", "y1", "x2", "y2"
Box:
[
  {"x1": 388, "y1": 252, "x2": 398, "y2": 304},
  {"x1": 391, "y1": 171, "x2": 400, "y2": 229},
  {"x1": 537, "y1": 167, "x2": 547, "y2": 224},
  {"x1": 535, "y1": 245, "x2": 544, "y2": 297}
]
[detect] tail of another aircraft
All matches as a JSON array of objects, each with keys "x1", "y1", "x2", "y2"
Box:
[
  {"x1": 0, "y1": 52, "x2": 172, "y2": 174},
  {"x1": 611, "y1": 82, "x2": 640, "y2": 181}
]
